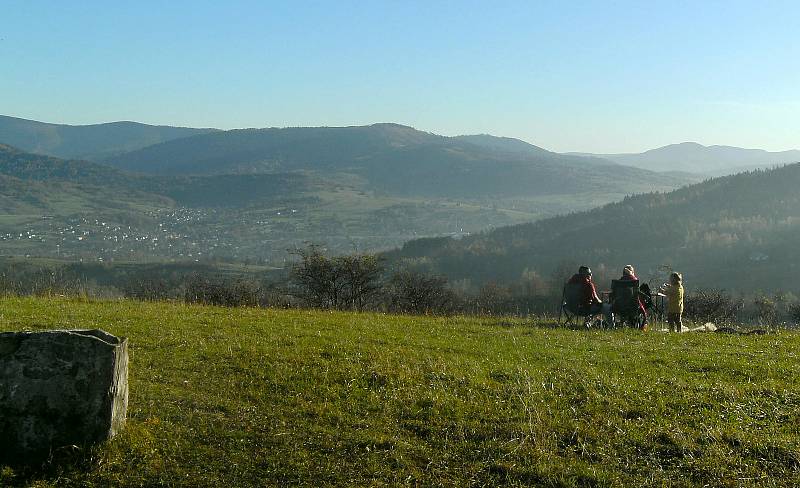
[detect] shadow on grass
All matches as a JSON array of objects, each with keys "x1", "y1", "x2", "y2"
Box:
[{"x1": 0, "y1": 444, "x2": 98, "y2": 487}]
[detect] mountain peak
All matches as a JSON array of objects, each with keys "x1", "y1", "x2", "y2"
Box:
[
  {"x1": 644, "y1": 142, "x2": 705, "y2": 154},
  {"x1": 368, "y1": 122, "x2": 415, "y2": 129}
]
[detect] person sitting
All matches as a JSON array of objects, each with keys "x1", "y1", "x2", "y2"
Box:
[
  {"x1": 616, "y1": 264, "x2": 648, "y2": 329},
  {"x1": 567, "y1": 266, "x2": 612, "y2": 325}
]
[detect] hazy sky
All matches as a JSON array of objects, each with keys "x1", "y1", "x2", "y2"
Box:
[{"x1": 2, "y1": 1, "x2": 798, "y2": 153}]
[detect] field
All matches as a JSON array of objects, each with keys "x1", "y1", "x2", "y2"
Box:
[{"x1": 1, "y1": 297, "x2": 799, "y2": 487}]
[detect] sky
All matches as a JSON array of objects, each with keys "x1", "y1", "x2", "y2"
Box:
[{"x1": 2, "y1": 0, "x2": 798, "y2": 153}]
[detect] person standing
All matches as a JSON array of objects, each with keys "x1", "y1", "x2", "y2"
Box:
[{"x1": 660, "y1": 272, "x2": 684, "y2": 332}]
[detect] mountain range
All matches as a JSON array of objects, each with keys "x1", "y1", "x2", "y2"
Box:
[
  {"x1": 101, "y1": 123, "x2": 689, "y2": 198},
  {"x1": 572, "y1": 142, "x2": 800, "y2": 176},
  {"x1": 0, "y1": 115, "x2": 216, "y2": 161},
  {"x1": 3, "y1": 114, "x2": 797, "y2": 285},
  {"x1": 0, "y1": 140, "x2": 686, "y2": 263}
]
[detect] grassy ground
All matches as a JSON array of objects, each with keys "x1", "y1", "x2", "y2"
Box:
[{"x1": 1, "y1": 297, "x2": 799, "y2": 487}]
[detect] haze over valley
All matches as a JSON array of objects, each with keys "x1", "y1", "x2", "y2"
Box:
[
  {"x1": 0, "y1": 115, "x2": 697, "y2": 263},
  {"x1": 2, "y1": 113, "x2": 798, "y2": 293}
]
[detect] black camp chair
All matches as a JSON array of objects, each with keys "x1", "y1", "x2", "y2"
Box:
[
  {"x1": 559, "y1": 282, "x2": 601, "y2": 328},
  {"x1": 639, "y1": 283, "x2": 664, "y2": 323},
  {"x1": 610, "y1": 279, "x2": 645, "y2": 329}
]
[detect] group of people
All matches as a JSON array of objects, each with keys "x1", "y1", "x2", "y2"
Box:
[{"x1": 567, "y1": 264, "x2": 685, "y2": 332}]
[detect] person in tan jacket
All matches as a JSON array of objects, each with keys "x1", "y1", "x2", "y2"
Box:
[{"x1": 660, "y1": 272, "x2": 684, "y2": 332}]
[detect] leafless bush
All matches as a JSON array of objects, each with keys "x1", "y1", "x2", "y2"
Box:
[
  {"x1": 0, "y1": 268, "x2": 84, "y2": 297},
  {"x1": 289, "y1": 245, "x2": 384, "y2": 310},
  {"x1": 121, "y1": 277, "x2": 176, "y2": 301},
  {"x1": 752, "y1": 294, "x2": 778, "y2": 326},
  {"x1": 386, "y1": 269, "x2": 456, "y2": 315},
  {"x1": 184, "y1": 274, "x2": 261, "y2": 307},
  {"x1": 473, "y1": 281, "x2": 514, "y2": 316},
  {"x1": 259, "y1": 281, "x2": 298, "y2": 308},
  {"x1": 684, "y1": 289, "x2": 743, "y2": 325},
  {"x1": 788, "y1": 302, "x2": 800, "y2": 326}
]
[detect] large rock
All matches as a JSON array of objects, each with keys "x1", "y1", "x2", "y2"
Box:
[{"x1": 0, "y1": 329, "x2": 128, "y2": 461}]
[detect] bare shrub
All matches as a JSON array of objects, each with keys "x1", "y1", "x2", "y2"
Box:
[
  {"x1": 684, "y1": 289, "x2": 743, "y2": 325},
  {"x1": 788, "y1": 302, "x2": 800, "y2": 326},
  {"x1": 474, "y1": 281, "x2": 514, "y2": 316},
  {"x1": 259, "y1": 281, "x2": 298, "y2": 308},
  {"x1": 121, "y1": 277, "x2": 175, "y2": 301},
  {"x1": 289, "y1": 245, "x2": 384, "y2": 310},
  {"x1": 0, "y1": 267, "x2": 84, "y2": 297},
  {"x1": 386, "y1": 270, "x2": 456, "y2": 315},
  {"x1": 184, "y1": 274, "x2": 261, "y2": 307},
  {"x1": 753, "y1": 294, "x2": 778, "y2": 326}
]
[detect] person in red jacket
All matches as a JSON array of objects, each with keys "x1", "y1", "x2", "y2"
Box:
[
  {"x1": 618, "y1": 264, "x2": 647, "y2": 329},
  {"x1": 567, "y1": 266, "x2": 612, "y2": 324},
  {"x1": 568, "y1": 266, "x2": 602, "y2": 310}
]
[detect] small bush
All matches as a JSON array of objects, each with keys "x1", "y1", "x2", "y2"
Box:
[
  {"x1": 753, "y1": 294, "x2": 778, "y2": 326},
  {"x1": 184, "y1": 274, "x2": 261, "y2": 307},
  {"x1": 121, "y1": 277, "x2": 176, "y2": 301},
  {"x1": 386, "y1": 270, "x2": 456, "y2": 315},
  {"x1": 684, "y1": 289, "x2": 743, "y2": 325},
  {"x1": 0, "y1": 267, "x2": 84, "y2": 297},
  {"x1": 788, "y1": 302, "x2": 800, "y2": 326}
]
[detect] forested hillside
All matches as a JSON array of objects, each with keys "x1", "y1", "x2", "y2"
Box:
[
  {"x1": 106, "y1": 124, "x2": 691, "y2": 198},
  {"x1": 0, "y1": 119, "x2": 702, "y2": 264},
  {"x1": 387, "y1": 164, "x2": 800, "y2": 292},
  {"x1": 0, "y1": 145, "x2": 645, "y2": 262},
  {"x1": 0, "y1": 115, "x2": 216, "y2": 161}
]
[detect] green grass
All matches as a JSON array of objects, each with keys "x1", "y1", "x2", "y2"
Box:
[{"x1": 2, "y1": 297, "x2": 799, "y2": 487}]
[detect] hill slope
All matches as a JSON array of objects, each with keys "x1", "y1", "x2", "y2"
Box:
[
  {"x1": 0, "y1": 145, "x2": 322, "y2": 260},
  {"x1": 574, "y1": 142, "x2": 800, "y2": 175},
  {"x1": 387, "y1": 163, "x2": 800, "y2": 291},
  {"x1": 0, "y1": 145, "x2": 637, "y2": 262},
  {"x1": 107, "y1": 123, "x2": 691, "y2": 198},
  {"x1": 3, "y1": 297, "x2": 799, "y2": 486},
  {"x1": 0, "y1": 115, "x2": 217, "y2": 161},
  {"x1": 457, "y1": 134, "x2": 613, "y2": 166}
]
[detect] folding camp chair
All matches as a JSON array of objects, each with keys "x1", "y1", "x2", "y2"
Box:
[
  {"x1": 610, "y1": 279, "x2": 645, "y2": 329},
  {"x1": 559, "y1": 282, "x2": 601, "y2": 328},
  {"x1": 639, "y1": 283, "x2": 664, "y2": 324}
]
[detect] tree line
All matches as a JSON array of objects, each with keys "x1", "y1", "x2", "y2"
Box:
[{"x1": 2, "y1": 245, "x2": 800, "y2": 327}]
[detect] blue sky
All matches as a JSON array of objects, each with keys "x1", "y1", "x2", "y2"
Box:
[{"x1": 2, "y1": 0, "x2": 798, "y2": 152}]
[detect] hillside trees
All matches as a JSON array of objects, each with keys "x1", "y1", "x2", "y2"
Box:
[
  {"x1": 289, "y1": 244, "x2": 460, "y2": 314},
  {"x1": 289, "y1": 245, "x2": 384, "y2": 311}
]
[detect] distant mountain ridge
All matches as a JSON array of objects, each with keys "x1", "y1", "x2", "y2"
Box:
[
  {"x1": 571, "y1": 142, "x2": 800, "y2": 175},
  {"x1": 454, "y1": 134, "x2": 614, "y2": 166},
  {"x1": 0, "y1": 115, "x2": 217, "y2": 161},
  {"x1": 0, "y1": 139, "x2": 692, "y2": 263},
  {"x1": 104, "y1": 123, "x2": 690, "y2": 198},
  {"x1": 5, "y1": 114, "x2": 796, "y2": 179}
]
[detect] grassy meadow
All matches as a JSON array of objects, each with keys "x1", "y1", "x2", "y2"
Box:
[{"x1": 1, "y1": 297, "x2": 799, "y2": 487}]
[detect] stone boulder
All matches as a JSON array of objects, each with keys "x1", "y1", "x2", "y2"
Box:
[{"x1": 0, "y1": 329, "x2": 128, "y2": 461}]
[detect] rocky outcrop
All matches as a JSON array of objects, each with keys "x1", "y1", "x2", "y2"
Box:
[{"x1": 0, "y1": 329, "x2": 128, "y2": 461}]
